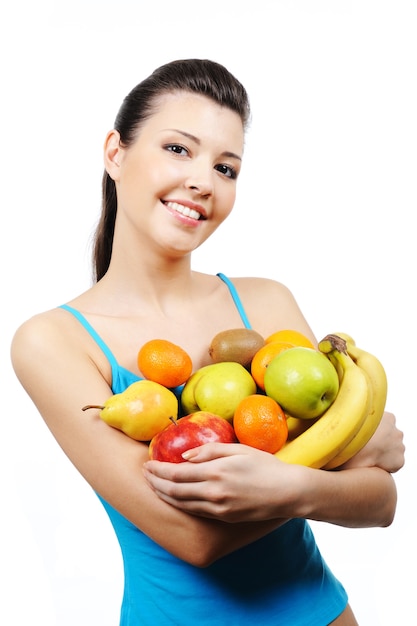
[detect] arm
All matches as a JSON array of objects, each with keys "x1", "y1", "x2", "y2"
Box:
[
  {"x1": 143, "y1": 440, "x2": 398, "y2": 527},
  {"x1": 143, "y1": 359, "x2": 404, "y2": 528},
  {"x1": 11, "y1": 311, "x2": 286, "y2": 568},
  {"x1": 143, "y1": 278, "x2": 405, "y2": 527},
  {"x1": 338, "y1": 411, "x2": 405, "y2": 473}
]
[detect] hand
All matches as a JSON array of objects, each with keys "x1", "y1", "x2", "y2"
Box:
[
  {"x1": 340, "y1": 412, "x2": 405, "y2": 473},
  {"x1": 143, "y1": 442, "x2": 304, "y2": 523}
]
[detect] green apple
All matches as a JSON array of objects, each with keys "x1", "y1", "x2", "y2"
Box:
[
  {"x1": 183, "y1": 362, "x2": 257, "y2": 423},
  {"x1": 264, "y1": 347, "x2": 339, "y2": 419}
]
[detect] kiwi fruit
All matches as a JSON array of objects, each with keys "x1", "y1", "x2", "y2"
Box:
[{"x1": 208, "y1": 328, "x2": 265, "y2": 369}]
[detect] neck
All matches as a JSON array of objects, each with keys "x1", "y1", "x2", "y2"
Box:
[{"x1": 95, "y1": 253, "x2": 200, "y2": 315}]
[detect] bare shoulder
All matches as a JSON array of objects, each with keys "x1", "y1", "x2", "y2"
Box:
[
  {"x1": 229, "y1": 276, "x2": 295, "y2": 303},
  {"x1": 225, "y1": 276, "x2": 315, "y2": 340},
  {"x1": 12, "y1": 307, "x2": 80, "y2": 361},
  {"x1": 12, "y1": 308, "x2": 68, "y2": 368},
  {"x1": 11, "y1": 306, "x2": 111, "y2": 392},
  {"x1": 13, "y1": 307, "x2": 66, "y2": 341}
]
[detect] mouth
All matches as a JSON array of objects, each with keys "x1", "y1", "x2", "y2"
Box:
[{"x1": 163, "y1": 200, "x2": 207, "y2": 221}]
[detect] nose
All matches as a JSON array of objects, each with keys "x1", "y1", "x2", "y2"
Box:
[{"x1": 185, "y1": 159, "x2": 213, "y2": 197}]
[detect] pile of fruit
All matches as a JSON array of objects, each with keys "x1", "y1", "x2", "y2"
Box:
[{"x1": 82, "y1": 328, "x2": 387, "y2": 470}]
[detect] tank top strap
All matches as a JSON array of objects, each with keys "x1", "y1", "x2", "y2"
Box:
[
  {"x1": 59, "y1": 304, "x2": 120, "y2": 371},
  {"x1": 216, "y1": 273, "x2": 252, "y2": 329}
]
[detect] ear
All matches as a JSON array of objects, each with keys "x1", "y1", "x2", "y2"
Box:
[{"x1": 104, "y1": 130, "x2": 122, "y2": 181}]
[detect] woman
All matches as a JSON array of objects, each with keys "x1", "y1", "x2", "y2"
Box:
[{"x1": 11, "y1": 59, "x2": 404, "y2": 625}]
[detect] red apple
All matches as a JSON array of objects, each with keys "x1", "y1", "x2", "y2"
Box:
[{"x1": 148, "y1": 411, "x2": 237, "y2": 463}]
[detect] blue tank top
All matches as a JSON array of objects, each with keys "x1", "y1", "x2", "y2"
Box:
[{"x1": 60, "y1": 273, "x2": 348, "y2": 625}]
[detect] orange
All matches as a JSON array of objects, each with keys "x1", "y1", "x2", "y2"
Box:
[
  {"x1": 138, "y1": 339, "x2": 193, "y2": 388},
  {"x1": 250, "y1": 341, "x2": 294, "y2": 390},
  {"x1": 233, "y1": 394, "x2": 288, "y2": 453},
  {"x1": 265, "y1": 329, "x2": 315, "y2": 350}
]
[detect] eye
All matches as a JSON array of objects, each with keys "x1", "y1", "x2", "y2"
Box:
[
  {"x1": 165, "y1": 144, "x2": 189, "y2": 156},
  {"x1": 215, "y1": 163, "x2": 238, "y2": 180}
]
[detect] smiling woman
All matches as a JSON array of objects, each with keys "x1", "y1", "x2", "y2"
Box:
[
  {"x1": 101, "y1": 89, "x2": 244, "y2": 269},
  {"x1": 10, "y1": 58, "x2": 404, "y2": 626}
]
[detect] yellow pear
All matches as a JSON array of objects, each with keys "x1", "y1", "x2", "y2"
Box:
[{"x1": 82, "y1": 380, "x2": 178, "y2": 441}]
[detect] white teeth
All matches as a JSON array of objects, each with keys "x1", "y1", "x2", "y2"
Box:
[{"x1": 165, "y1": 201, "x2": 201, "y2": 220}]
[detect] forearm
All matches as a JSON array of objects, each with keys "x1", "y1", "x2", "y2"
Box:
[
  {"x1": 91, "y1": 438, "x2": 288, "y2": 567},
  {"x1": 177, "y1": 517, "x2": 289, "y2": 567},
  {"x1": 144, "y1": 443, "x2": 398, "y2": 529},
  {"x1": 297, "y1": 465, "x2": 397, "y2": 528}
]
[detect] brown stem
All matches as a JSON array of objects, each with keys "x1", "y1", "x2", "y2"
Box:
[
  {"x1": 82, "y1": 405, "x2": 104, "y2": 411},
  {"x1": 320, "y1": 334, "x2": 348, "y2": 354}
]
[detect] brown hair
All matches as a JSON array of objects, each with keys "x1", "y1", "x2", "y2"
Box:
[{"x1": 92, "y1": 58, "x2": 251, "y2": 281}]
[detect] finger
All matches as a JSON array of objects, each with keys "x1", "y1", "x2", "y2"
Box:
[
  {"x1": 143, "y1": 460, "x2": 210, "y2": 484},
  {"x1": 182, "y1": 442, "x2": 251, "y2": 462},
  {"x1": 151, "y1": 489, "x2": 224, "y2": 518},
  {"x1": 144, "y1": 468, "x2": 214, "y2": 504}
]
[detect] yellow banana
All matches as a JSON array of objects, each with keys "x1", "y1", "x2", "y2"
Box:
[
  {"x1": 275, "y1": 334, "x2": 370, "y2": 468},
  {"x1": 323, "y1": 334, "x2": 387, "y2": 469}
]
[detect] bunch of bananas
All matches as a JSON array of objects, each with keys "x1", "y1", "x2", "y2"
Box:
[{"x1": 275, "y1": 333, "x2": 387, "y2": 469}]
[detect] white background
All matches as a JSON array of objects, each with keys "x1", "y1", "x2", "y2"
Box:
[{"x1": 1, "y1": 1, "x2": 416, "y2": 624}]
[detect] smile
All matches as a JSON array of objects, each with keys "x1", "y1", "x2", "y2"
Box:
[{"x1": 163, "y1": 201, "x2": 206, "y2": 221}]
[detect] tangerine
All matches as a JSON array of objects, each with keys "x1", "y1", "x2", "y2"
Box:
[
  {"x1": 265, "y1": 329, "x2": 315, "y2": 349},
  {"x1": 251, "y1": 341, "x2": 294, "y2": 390},
  {"x1": 233, "y1": 394, "x2": 288, "y2": 453},
  {"x1": 138, "y1": 339, "x2": 193, "y2": 388}
]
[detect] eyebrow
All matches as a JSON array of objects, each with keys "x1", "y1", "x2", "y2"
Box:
[{"x1": 165, "y1": 128, "x2": 242, "y2": 162}]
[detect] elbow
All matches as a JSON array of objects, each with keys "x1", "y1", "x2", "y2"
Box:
[
  {"x1": 180, "y1": 542, "x2": 223, "y2": 568},
  {"x1": 380, "y1": 497, "x2": 397, "y2": 528},
  {"x1": 378, "y1": 506, "x2": 395, "y2": 528},
  {"x1": 377, "y1": 476, "x2": 398, "y2": 528},
  {"x1": 189, "y1": 555, "x2": 217, "y2": 569},
  {"x1": 172, "y1": 529, "x2": 228, "y2": 568},
  {"x1": 379, "y1": 508, "x2": 396, "y2": 528}
]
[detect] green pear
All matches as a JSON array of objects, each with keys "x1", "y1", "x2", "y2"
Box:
[
  {"x1": 181, "y1": 364, "x2": 217, "y2": 415},
  {"x1": 82, "y1": 380, "x2": 178, "y2": 441},
  {"x1": 193, "y1": 362, "x2": 257, "y2": 422}
]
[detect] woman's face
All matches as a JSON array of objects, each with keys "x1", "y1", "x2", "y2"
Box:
[{"x1": 107, "y1": 92, "x2": 245, "y2": 258}]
